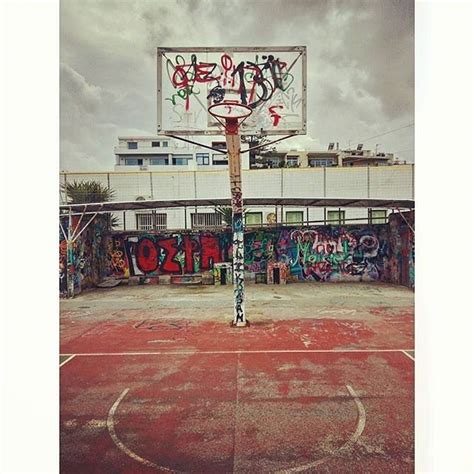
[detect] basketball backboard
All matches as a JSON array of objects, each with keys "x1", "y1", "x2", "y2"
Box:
[{"x1": 157, "y1": 46, "x2": 307, "y2": 136}]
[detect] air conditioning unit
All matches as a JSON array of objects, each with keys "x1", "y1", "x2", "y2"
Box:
[{"x1": 140, "y1": 165, "x2": 148, "y2": 171}]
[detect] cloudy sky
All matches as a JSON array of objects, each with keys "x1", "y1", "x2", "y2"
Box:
[{"x1": 60, "y1": 0, "x2": 414, "y2": 171}]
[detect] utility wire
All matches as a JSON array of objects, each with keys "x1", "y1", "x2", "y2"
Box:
[
  {"x1": 350, "y1": 123, "x2": 414, "y2": 146},
  {"x1": 392, "y1": 148, "x2": 414, "y2": 154}
]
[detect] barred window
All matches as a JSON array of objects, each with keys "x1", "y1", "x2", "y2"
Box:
[
  {"x1": 191, "y1": 213, "x2": 222, "y2": 228},
  {"x1": 309, "y1": 158, "x2": 333, "y2": 167},
  {"x1": 136, "y1": 213, "x2": 167, "y2": 230}
]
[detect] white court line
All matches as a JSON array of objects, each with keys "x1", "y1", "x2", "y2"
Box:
[
  {"x1": 60, "y1": 349, "x2": 414, "y2": 357},
  {"x1": 232, "y1": 353, "x2": 242, "y2": 473},
  {"x1": 107, "y1": 388, "x2": 178, "y2": 472},
  {"x1": 276, "y1": 384, "x2": 366, "y2": 473},
  {"x1": 59, "y1": 354, "x2": 76, "y2": 368},
  {"x1": 108, "y1": 383, "x2": 366, "y2": 473},
  {"x1": 401, "y1": 350, "x2": 415, "y2": 362}
]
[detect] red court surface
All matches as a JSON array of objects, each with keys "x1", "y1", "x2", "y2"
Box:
[{"x1": 60, "y1": 284, "x2": 414, "y2": 473}]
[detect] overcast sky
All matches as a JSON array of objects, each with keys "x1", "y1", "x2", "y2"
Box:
[{"x1": 60, "y1": 0, "x2": 414, "y2": 171}]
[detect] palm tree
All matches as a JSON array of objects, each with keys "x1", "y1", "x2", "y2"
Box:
[
  {"x1": 61, "y1": 180, "x2": 119, "y2": 229},
  {"x1": 215, "y1": 206, "x2": 248, "y2": 227}
]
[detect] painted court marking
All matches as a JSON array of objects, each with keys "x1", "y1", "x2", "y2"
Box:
[
  {"x1": 61, "y1": 348, "x2": 414, "y2": 357},
  {"x1": 107, "y1": 388, "x2": 179, "y2": 473},
  {"x1": 276, "y1": 385, "x2": 366, "y2": 473},
  {"x1": 106, "y1": 383, "x2": 366, "y2": 473},
  {"x1": 401, "y1": 350, "x2": 415, "y2": 361},
  {"x1": 59, "y1": 354, "x2": 76, "y2": 367}
]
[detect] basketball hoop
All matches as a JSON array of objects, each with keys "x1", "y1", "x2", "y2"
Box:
[{"x1": 208, "y1": 100, "x2": 253, "y2": 134}]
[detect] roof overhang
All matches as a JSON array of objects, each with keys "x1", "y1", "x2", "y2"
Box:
[{"x1": 60, "y1": 197, "x2": 414, "y2": 216}]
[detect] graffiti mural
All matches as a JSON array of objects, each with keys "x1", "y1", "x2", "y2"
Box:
[
  {"x1": 103, "y1": 233, "x2": 230, "y2": 278},
  {"x1": 213, "y1": 263, "x2": 233, "y2": 285},
  {"x1": 267, "y1": 262, "x2": 289, "y2": 285},
  {"x1": 383, "y1": 211, "x2": 415, "y2": 289},
  {"x1": 61, "y1": 218, "x2": 414, "y2": 294},
  {"x1": 59, "y1": 216, "x2": 109, "y2": 296},
  {"x1": 105, "y1": 226, "x2": 390, "y2": 283}
]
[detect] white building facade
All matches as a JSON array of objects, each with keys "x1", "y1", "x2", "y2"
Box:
[
  {"x1": 61, "y1": 163, "x2": 414, "y2": 232},
  {"x1": 114, "y1": 136, "x2": 250, "y2": 172}
]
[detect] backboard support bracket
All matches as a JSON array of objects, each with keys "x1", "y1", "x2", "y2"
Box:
[{"x1": 164, "y1": 134, "x2": 228, "y2": 154}]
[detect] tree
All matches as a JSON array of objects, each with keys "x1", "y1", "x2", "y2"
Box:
[
  {"x1": 215, "y1": 206, "x2": 248, "y2": 227},
  {"x1": 61, "y1": 180, "x2": 119, "y2": 229},
  {"x1": 242, "y1": 134, "x2": 272, "y2": 168}
]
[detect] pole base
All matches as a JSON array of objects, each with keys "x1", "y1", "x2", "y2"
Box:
[{"x1": 231, "y1": 320, "x2": 250, "y2": 328}]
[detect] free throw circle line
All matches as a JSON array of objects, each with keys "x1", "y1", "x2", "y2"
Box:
[
  {"x1": 276, "y1": 384, "x2": 366, "y2": 473},
  {"x1": 107, "y1": 388, "x2": 179, "y2": 472}
]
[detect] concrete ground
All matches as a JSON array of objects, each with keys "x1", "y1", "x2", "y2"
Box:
[{"x1": 60, "y1": 282, "x2": 414, "y2": 473}]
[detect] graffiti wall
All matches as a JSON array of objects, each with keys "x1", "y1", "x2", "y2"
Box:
[
  {"x1": 59, "y1": 216, "x2": 109, "y2": 296},
  {"x1": 383, "y1": 211, "x2": 415, "y2": 289},
  {"x1": 60, "y1": 216, "x2": 414, "y2": 294},
  {"x1": 99, "y1": 223, "x2": 413, "y2": 286}
]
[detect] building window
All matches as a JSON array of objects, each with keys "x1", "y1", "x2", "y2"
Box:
[
  {"x1": 127, "y1": 141, "x2": 138, "y2": 149},
  {"x1": 309, "y1": 158, "x2": 333, "y2": 167},
  {"x1": 196, "y1": 153, "x2": 210, "y2": 165},
  {"x1": 136, "y1": 213, "x2": 167, "y2": 231},
  {"x1": 172, "y1": 154, "x2": 192, "y2": 166},
  {"x1": 211, "y1": 141, "x2": 226, "y2": 150},
  {"x1": 245, "y1": 212, "x2": 263, "y2": 226},
  {"x1": 369, "y1": 209, "x2": 387, "y2": 224},
  {"x1": 191, "y1": 213, "x2": 222, "y2": 228},
  {"x1": 125, "y1": 158, "x2": 143, "y2": 166},
  {"x1": 327, "y1": 210, "x2": 345, "y2": 225},
  {"x1": 150, "y1": 158, "x2": 169, "y2": 166},
  {"x1": 151, "y1": 141, "x2": 160, "y2": 147},
  {"x1": 286, "y1": 211, "x2": 304, "y2": 225},
  {"x1": 267, "y1": 158, "x2": 283, "y2": 168},
  {"x1": 286, "y1": 156, "x2": 299, "y2": 167},
  {"x1": 149, "y1": 154, "x2": 169, "y2": 166},
  {"x1": 212, "y1": 154, "x2": 228, "y2": 165},
  {"x1": 162, "y1": 141, "x2": 169, "y2": 147}
]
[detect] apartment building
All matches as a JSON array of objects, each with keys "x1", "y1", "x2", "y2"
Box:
[
  {"x1": 114, "y1": 136, "x2": 250, "y2": 171},
  {"x1": 255, "y1": 144, "x2": 397, "y2": 169}
]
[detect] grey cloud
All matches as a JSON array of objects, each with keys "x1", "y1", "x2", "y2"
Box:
[{"x1": 61, "y1": 0, "x2": 414, "y2": 170}]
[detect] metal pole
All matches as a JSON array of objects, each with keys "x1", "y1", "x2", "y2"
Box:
[
  {"x1": 225, "y1": 118, "x2": 246, "y2": 326},
  {"x1": 367, "y1": 166, "x2": 370, "y2": 198},
  {"x1": 67, "y1": 207, "x2": 74, "y2": 298}
]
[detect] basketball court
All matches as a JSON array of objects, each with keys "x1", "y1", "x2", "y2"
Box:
[
  {"x1": 60, "y1": 46, "x2": 414, "y2": 472},
  {"x1": 60, "y1": 282, "x2": 414, "y2": 473}
]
